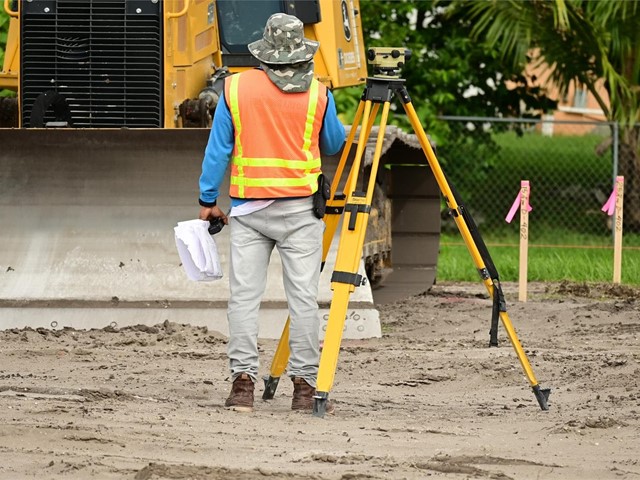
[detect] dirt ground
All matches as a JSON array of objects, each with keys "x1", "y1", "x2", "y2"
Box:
[{"x1": 1, "y1": 281, "x2": 639, "y2": 480}]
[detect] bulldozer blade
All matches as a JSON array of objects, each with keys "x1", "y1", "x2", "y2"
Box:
[{"x1": 0, "y1": 128, "x2": 381, "y2": 338}]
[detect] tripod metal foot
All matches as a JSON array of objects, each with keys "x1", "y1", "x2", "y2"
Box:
[
  {"x1": 262, "y1": 375, "x2": 280, "y2": 400},
  {"x1": 313, "y1": 391, "x2": 330, "y2": 418},
  {"x1": 532, "y1": 385, "x2": 551, "y2": 411}
]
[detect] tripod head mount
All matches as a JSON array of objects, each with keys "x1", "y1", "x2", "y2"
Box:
[{"x1": 367, "y1": 47, "x2": 412, "y2": 78}]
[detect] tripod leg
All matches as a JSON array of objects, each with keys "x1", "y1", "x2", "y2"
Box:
[
  {"x1": 329, "y1": 101, "x2": 366, "y2": 201},
  {"x1": 263, "y1": 318, "x2": 290, "y2": 399},
  {"x1": 262, "y1": 100, "x2": 366, "y2": 400},
  {"x1": 314, "y1": 100, "x2": 392, "y2": 417},
  {"x1": 401, "y1": 99, "x2": 550, "y2": 410}
]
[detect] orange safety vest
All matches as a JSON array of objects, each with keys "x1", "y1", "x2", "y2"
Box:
[{"x1": 224, "y1": 69, "x2": 328, "y2": 199}]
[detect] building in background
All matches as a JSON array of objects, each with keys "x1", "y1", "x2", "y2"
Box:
[{"x1": 527, "y1": 58, "x2": 610, "y2": 135}]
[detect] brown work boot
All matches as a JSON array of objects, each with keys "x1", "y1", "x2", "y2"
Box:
[
  {"x1": 225, "y1": 373, "x2": 254, "y2": 412},
  {"x1": 291, "y1": 377, "x2": 335, "y2": 414}
]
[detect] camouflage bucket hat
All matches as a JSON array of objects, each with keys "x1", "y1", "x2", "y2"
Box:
[{"x1": 248, "y1": 13, "x2": 319, "y2": 65}]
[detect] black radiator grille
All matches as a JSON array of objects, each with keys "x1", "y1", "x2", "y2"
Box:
[{"x1": 21, "y1": 0, "x2": 163, "y2": 128}]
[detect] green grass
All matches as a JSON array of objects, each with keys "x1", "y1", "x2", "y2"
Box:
[
  {"x1": 434, "y1": 127, "x2": 640, "y2": 284},
  {"x1": 438, "y1": 232, "x2": 640, "y2": 285}
]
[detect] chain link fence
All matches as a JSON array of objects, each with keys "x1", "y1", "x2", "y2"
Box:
[{"x1": 432, "y1": 116, "x2": 639, "y2": 283}]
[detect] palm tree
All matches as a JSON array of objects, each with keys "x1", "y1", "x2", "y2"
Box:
[{"x1": 457, "y1": 0, "x2": 640, "y2": 229}]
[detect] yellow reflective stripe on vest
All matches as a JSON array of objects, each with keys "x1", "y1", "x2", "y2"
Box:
[
  {"x1": 231, "y1": 173, "x2": 318, "y2": 188},
  {"x1": 302, "y1": 80, "x2": 320, "y2": 162},
  {"x1": 228, "y1": 75, "x2": 243, "y2": 158},
  {"x1": 233, "y1": 157, "x2": 321, "y2": 170},
  {"x1": 228, "y1": 75, "x2": 245, "y2": 196}
]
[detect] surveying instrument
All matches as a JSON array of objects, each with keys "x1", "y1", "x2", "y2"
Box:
[{"x1": 262, "y1": 47, "x2": 551, "y2": 417}]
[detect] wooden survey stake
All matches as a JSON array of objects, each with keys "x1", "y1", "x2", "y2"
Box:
[
  {"x1": 613, "y1": 176, "x2": 624, "y2": 284},
  {"x1": 519, "y1": 181, "x2": 530, "y2": 302}
]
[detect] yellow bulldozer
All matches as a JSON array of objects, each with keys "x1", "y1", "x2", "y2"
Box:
[{"x1": 0, "y1": 0, "x2": 440, "y2": 335}]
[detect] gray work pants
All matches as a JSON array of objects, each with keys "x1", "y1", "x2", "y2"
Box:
[{"x1": 227, "y1": 197, "x2": 323, "y2": 387}]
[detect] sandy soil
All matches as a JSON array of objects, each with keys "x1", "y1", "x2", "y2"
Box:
[{"x1": 1, "y1": 281, "x2": 639, "y2": 480}]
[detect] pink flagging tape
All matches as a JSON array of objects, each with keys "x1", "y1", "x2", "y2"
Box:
[
  {"x1": 505, "y1": 193, "x2": 521, "y2": 223},
  {"x1": 505, "y1": 182, "x2": 533, "y2": 223},
  {"x1": 602, "y1": 177, "x2": 624, "y2": 216},
  {"x1": 601, "y1": 189, "x2": 616, "y2": 216}
]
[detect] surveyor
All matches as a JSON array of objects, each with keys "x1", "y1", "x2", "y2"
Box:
[{"x1": 198, "y1": 13, "x2": 345, "y2": 413}]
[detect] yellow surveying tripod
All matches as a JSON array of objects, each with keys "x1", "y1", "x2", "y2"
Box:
[{"x1": 263, "y1": 47, "x2": 551, "y2": 417}]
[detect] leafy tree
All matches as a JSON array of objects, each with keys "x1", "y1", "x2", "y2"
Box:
[
  {"x1": 337, "y1": 1, "x2": 556, "y2": 136},
  {"x1": 459, "y1": 0, "x2": 640, "y2": 228},
  {"x1": 334, "y1": 0, "x2": 556, "y2": 208}
]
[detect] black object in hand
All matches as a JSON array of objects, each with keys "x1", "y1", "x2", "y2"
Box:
[{"x1": 208, "y1": 217, "x2": 225, "y2": 235}]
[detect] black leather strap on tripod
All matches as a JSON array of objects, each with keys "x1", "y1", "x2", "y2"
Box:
[{"x1": 445, "y1": 176, "x2": 506, "y2": 347}]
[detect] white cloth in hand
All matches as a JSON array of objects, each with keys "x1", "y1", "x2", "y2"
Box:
[{"x1": 174, "y1": 219, "x2": 223, "y2": 282}]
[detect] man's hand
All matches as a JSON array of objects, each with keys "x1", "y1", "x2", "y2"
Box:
[{"x1": 199, "y1": 205, "x2": 228, "y2": 225}]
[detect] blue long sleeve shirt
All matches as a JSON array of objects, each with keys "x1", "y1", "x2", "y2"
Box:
[{"x1": 199, "y1": 88, "x2": 345, "y2": 207}]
